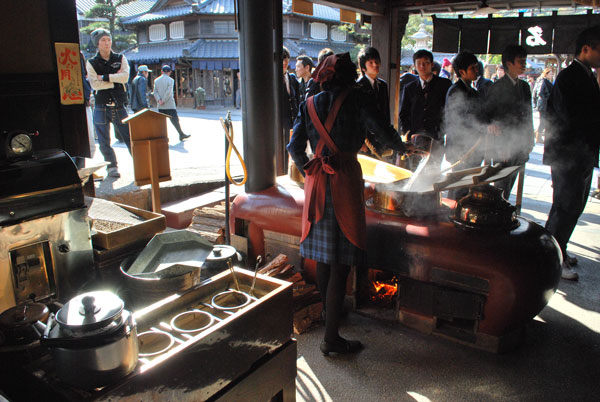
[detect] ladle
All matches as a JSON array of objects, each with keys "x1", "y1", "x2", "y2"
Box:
[
  {"x1": 250, "y1": 255, "x2": 262, "y2": 296},
  {"x1": 227, "y1": 259, "x2": 241, "y2": 292}
]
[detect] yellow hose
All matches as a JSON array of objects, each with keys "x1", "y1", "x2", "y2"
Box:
[{"x1": 220, "y1": 115, "x2": 248, "y2": 186}]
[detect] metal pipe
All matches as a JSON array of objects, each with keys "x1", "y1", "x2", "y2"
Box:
[{"x1": 238, "y1": 0, "x2": 276, "y2": 193}]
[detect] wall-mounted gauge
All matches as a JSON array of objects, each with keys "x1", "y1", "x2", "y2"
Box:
[{"x1": 2, "y1": 130, "x2": 35, "y2": 161}]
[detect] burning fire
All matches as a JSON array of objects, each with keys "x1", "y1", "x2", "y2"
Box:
[{"x1": 371, "y1": 279, "x2": 398, "y2": 303}]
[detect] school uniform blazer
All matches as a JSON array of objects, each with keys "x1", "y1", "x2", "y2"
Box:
[
  {"x1": 544, "y1": 61, "x2": 600, "y2": 168},
  {"x1": 483, "y1": 75, "x2": 534, "y2": 165},
  {"x1": 399, "y1": 75, "x2": 452, "y2": 140},
  {"x1": 475, "y1": 76, "x2": 493, "y2": 100},
  {"x1": 357, "y1": 75, "x2": 391, "y2": 153},
  {"x1": 283, "y1": 72, "x2": 299, "y2": 131},
  {"x1": 444, "y1": 79, "x2": 483, "y2": 164}
]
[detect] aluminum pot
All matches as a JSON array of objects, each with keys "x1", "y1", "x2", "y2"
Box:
[
  {"x1": 41, "y1": 290, "x2": 138, "y2": 389},
  {"x1": 369, "y1": 181, "x2": 441, "y2": 218}
]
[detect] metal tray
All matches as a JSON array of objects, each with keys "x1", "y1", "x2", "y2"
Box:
[{"x1": 127, "y1": 230, "x2": 213, "y2": 275}]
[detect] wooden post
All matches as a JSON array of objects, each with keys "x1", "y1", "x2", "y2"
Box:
[
  {"x1": 123, "y1": 109, "x2": 172, "y2": 212},
  {"x1": 147, "y1": 139, "x2": 162, "y2": 213},
  {"x1": 515, "y1": 166, "x2": 525, "y2": 215}
]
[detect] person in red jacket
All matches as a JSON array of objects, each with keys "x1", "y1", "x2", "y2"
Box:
[{"x1": 288, "y1": 53, "x2": 414, "y2": 356}]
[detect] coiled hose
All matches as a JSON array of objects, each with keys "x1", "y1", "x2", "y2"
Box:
[{"x1": 220, "y1": 112, "x2": 247, "y2": 186}]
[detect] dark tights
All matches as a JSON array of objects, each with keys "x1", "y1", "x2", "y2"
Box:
[{"x1": 316, "y1": 262, "x2": 350, "y2": 343}]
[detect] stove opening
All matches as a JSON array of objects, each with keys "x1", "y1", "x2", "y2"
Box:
[{"x1": 354, "y1": 268, "x2": 399, "y2": 321}]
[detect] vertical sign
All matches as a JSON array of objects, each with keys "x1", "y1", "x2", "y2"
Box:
[{"x1": 55, "y1": 42, "x2": 84, "y2": 105}]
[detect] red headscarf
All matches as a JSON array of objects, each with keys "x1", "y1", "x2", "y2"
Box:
[{"x1": 311, "y1": 53, "x2": 339, "y2": 83}]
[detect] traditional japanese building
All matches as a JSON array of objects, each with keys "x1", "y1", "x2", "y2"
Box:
[{"x1": 121, "y1": 0, "x2": 362, "y2": 107}]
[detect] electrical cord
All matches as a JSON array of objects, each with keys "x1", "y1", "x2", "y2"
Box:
[{"x1": 220, "y1": 113, "x2": 247, "y2": 186}]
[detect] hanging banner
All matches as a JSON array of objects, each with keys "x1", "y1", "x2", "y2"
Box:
[
  {"x1": 54, "y1": 42, "x2": 84, "y2": 105},
  {"x1": 520, "y1": 17, "x2": 553, "y2": 55},
  {"x1": 433, "y1": 13, "x2": 600, "y2": 55}
]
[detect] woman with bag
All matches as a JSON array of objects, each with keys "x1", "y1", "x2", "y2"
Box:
[{"x1": 287, "y1": 53, "x2": 413, "y2": 356}]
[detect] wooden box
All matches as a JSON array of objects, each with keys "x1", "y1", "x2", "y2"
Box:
[{"x1": 89, "y1": 198, "x2": 166, "y2": 250}]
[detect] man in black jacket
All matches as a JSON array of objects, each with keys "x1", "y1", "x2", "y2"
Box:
[
  {"x1": 544, "y1": 26, "x2": 600, "y2": 281},
  {"x1": 445, "y1": 51, "x2": 483, "y2": 200},
  {"x1": 356, "y1": 47, "x2": 391, "y2": 158},
  {"x1": 86, "y1": 28, "x2": 131, "y2": 178},
  {"x1": 131, "y1": 65, "x2": 149, "y2": 113},
  {"x1": 295, "y1": 55, "x2": 315, "y2": 104},
  {"x1": 474, "y1": 61, "x2": 493, "y2": 100},
  {"x1": 483, "y1": 45, "x2": 534, "y2": 199},
  {"x1": 279, "y1": 46, "x2": 299, "y2": 174},
  {"x1": 400, "y1": 49, "x2": 452, "y2": 169}
]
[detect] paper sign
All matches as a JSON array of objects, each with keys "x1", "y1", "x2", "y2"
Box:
[{"x1": 55, "y1": 42, "x2": 84, "y2": 105}]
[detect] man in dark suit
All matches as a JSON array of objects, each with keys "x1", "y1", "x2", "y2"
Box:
[
  {"x1": 400, "y1": 49, "x2": 452, "y2": 169},
  {"x1": 544, "y1": 26, "x2": 600, "y2": 281},
  {"x1": 474, "y1": 61, "x2": 493, "y2": 100},
  {"x1": 445, "y1": 51, "x2": 483, "y2": 200},
  {"x1": 483, "y1": 45, "x2": 534, "y2": 200},
  {"x1": 279, "y1": 46, "x2": 299, "y2": 174},
  {"x1": 295, "y1": 55, "x2": 314, "y2": 104},
  {"x1": 356, "y1": 47, "x2": 391, "y2": 158}
]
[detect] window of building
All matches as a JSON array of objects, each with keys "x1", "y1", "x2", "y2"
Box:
[
  {"x1": 330, "y1": 26, "x2": 346, "y2": 42},
  {"x1": 310, "y1": 22, "x2": 327, "y2": 40},
  {"x1": 170, "y1": 21, "x2": 184, "y2": 39},
  {"x1": 289, "y1": 19, "x2": 303, "y2": 36},
  {"x1": 200, "y1": 20, "x2": 213, "y2": 34},
  {"x1": 214, "y1": 21, "x2": 234, "y2": 35},
  {"x1": 149, "y1": 24, "x2": 166, "y2": 41}
]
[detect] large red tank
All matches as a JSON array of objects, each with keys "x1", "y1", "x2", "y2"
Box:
[{"x1": 230, "y1": 179, "x2": 561, "y2": 352}]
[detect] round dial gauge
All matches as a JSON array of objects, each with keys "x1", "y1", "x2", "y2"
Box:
[{"x1": 10, "y1": 133, "x2": 33, "y2": 155}]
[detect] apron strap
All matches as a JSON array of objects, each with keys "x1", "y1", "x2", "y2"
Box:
[{"x1": 306, "y1": 89, "x2": 350, "y2": 156}]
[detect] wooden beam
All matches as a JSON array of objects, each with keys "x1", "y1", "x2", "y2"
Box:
[{"x1": 292, "y1": 0, "x2": 314, "y2": 15}]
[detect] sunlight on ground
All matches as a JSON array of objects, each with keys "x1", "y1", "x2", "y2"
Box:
[
  {"x1": 548, "y1": 292, "x2": 600, "y2": 333},
  {"x1": 296, "y1": 356, "x2": 333, "y2": 402},
  {"x1": 407, "y1": 391, "x2": 433, "y2": 401}
]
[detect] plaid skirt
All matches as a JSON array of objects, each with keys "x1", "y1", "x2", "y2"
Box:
[{"x1": 300, "y1": 182, "x2": 365, "y2": 266}]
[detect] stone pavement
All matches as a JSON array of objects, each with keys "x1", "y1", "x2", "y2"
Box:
[{"x1": 88, "y1": 105, "x2": 245, "y2": 209}]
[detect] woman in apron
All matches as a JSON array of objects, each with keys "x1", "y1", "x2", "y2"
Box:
[{"x1": 287, "y1": 53, "x2": 414, "y2": 356}]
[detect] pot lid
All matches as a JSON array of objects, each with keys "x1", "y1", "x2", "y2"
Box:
[
  {"x1": 0, "y1": 303, "x2": 49, "y2": 329},
  {"x1": 206, "y1": 245, "x2": 237, "y2": 262},
  {"x1": 56, "y1": 291, "x2": 123, "y2": 330}
]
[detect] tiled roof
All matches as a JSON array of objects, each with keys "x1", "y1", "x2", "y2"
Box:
[
  {"x1": 187, "y1": 40, "x2": 239, "y2": 58},
  {"x1": 122, "y1": 4, "x2": 192, "y2": 24},
  {"x1": 77, "y1": 0, "x2": 155, "y2": 18},
  {"x1": 197, "y1": 0, "x2": 236, "y2": 14},
  {"x1": 124, "y1": 40, "x2": 193, "y2": 63},
  {"x1": 285, "y1": 39, "x2": 355, "y2": 60},
  {"x1": 125, "y1": 39, "x2": 239, "y2": 63}
]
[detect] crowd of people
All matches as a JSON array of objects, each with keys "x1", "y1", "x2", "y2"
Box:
[
  {"x1": 83, "y1": 28, "x2": 191, "y2": 179},
  {"x1": 82, "y1": 24, "x2": 598, "y2": 355},
  {"x1": 284, "y1": 26, "x2": 600, "y2": 355}
]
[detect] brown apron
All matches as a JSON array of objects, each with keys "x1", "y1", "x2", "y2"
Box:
[{"x1": 302, "y1": 90, "x2": 366, "y2": 249}]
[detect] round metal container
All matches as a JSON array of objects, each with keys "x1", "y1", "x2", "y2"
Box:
[
  {"x1": 368, "y1": 182, "x2": 441, "y2": 218},
  {"x1": 211, "y1": 290, "x2": 251, "y2": 311},
  {"x1": 120, "y1": 256, "x2": 202, "y2": 307},
  {"x1": 170, "y1": 310, "x2": 214, "y2": 333},
  {"x1": 138, "y1": 330, "x2": 174, "y2": 357}
]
